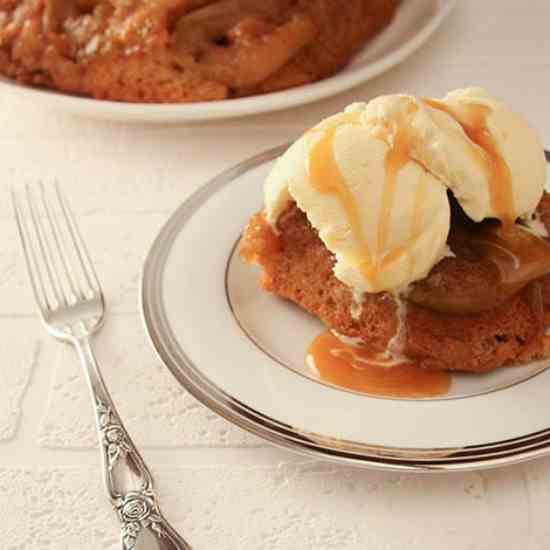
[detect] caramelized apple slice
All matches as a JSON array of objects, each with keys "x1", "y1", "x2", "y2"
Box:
[
  {"x1": 409, "y1": 222, "x2": 550, "y2": 314},
  {"x1": 174, "y1": 1, "x2": 317, "y2": 90}
]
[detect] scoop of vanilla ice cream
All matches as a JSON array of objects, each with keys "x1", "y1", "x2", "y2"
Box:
[
  {"x1": 364, "y1": 89, "x2": 546, "y2": 223},
  {"x1": 363, "y1": 94, "x2": 494, "y2": 222},
  {"x1": 264, "y1": 105, "x2": 451, "y2": 294},
  {"x1": 441, "y1": 88, "x2": 546, "y2": 221}
]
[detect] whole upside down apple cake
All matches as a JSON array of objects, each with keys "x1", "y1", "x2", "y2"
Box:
[
  {"x1": 0, "y1": 0, "x2": 398, "y2": 102},
  {"x1": 241, "y1": 88, "x2": 550, "y2": 393}
]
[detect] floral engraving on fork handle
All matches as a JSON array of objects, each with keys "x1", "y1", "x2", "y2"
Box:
[
  {"x1": 96, "y1": 397, "x2": 168, "y2": 549},
  {"x1": 116, "y1": 490, "x2": 167, "y2": 550},
  {"x1": 97, "y1": 398, "x2": 131, "y2": 470}
]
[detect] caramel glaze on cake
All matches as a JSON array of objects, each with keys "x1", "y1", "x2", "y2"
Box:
[
  {"x1": 0, "y1": 0, "x2": 398, "y2": 103},
  {"x1": 241, "y1": 193, "x2": 550, "y2": 373}
]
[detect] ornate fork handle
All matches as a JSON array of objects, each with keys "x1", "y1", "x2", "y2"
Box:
[{"x1": 74, "y1": 336, "x2": 191, "y2": 550}]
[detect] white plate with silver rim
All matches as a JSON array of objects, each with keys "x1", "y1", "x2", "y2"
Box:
[
  {"x1": 0, "y1": 0, "x2": 455, "y2": 123},
  {"x1": 141, "y1": 146, "x2": 550, "y2": 472}
]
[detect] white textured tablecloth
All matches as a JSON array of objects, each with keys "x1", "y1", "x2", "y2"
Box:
[{"x1": 2, "y1": 1, "x2": 550, "y2": 548}]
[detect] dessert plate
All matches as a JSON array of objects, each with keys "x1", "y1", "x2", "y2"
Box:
[
  {"x1": 141, "y1": 146, "x2": 550, "y2": 472},
  {"x1": 0, "y1": 0, "x2": 455, "y2": 123}
]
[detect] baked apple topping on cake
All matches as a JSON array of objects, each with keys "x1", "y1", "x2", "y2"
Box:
[
  {"x1": 0, "y1": 0, "x2": 398, "y2": 102},
  {"x1": 241, "y1": 88, "x2": 550, "y2": 397}
]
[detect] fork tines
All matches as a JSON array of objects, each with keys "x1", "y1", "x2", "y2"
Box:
[{"x1": 11, "y1": 183, "x2": 101, "y2": 316}]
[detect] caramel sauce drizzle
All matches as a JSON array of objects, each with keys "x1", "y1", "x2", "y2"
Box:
[
  {"x1": 307, "y1": 108, "x2": 424, "y2": 285},
  {"x1": 377, "y1": 126, "x2": 412, "y2": 262},
  {"x1": 307, "y1": 331, "x2": 451, "y2": 398},
  {"x1": 423, "y1": 98, "x2": 515, "y2": 226},
  {"x1": 408, "y1": 171, "x2": 430, "y2": 277},
  {"x1": 307, "y1": 113, "x2": 376, "y2": 280}
]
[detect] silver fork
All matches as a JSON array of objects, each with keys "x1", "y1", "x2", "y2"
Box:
[{"x1": 12, "y1": 183, "x2": 191, "y2": 550}]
